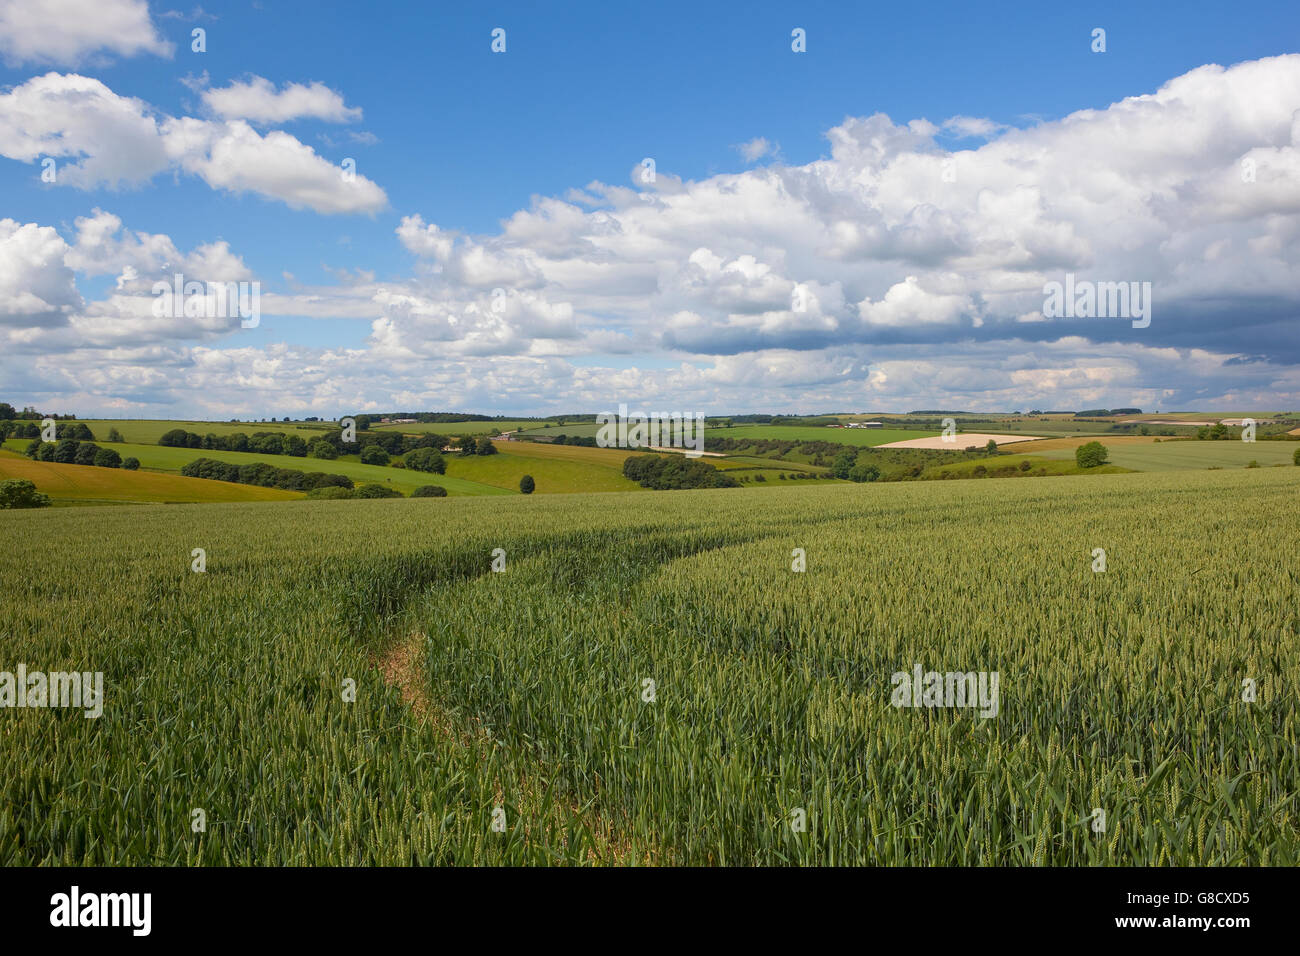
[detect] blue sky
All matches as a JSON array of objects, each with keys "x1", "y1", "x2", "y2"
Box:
[{"x1": 2, "y1": 1, "x2": 1299, "y2": 416}]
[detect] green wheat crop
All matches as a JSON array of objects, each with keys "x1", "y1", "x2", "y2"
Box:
[{"x1": 1, "y1": 467, "x2": 1296, "y2": 865}]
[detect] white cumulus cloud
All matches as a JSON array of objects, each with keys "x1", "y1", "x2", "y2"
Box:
[
  {"x1": 0, "y1": 0, "x2": 172, "y2": 66},
  {"x1": 0, "y1": 73, "x2": 386, "y2": 214},
  {"x1": 201, "y1": 76, "x2": 363, "y2": 125}
]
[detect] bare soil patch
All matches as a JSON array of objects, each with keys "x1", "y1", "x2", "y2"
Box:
[{"x1": 878, "y1": 432, "x2": 1044, "y2": 450}]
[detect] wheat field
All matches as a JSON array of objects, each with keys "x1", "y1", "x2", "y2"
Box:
[{"x1": 1, "y1": 468, "x2": 1296, "y2": 864}]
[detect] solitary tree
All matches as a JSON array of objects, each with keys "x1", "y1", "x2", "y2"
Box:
[
  {"x1": 1075, "y1": 441, "x2": 1109, "y2": 468},
  {"x1": 985, "y1": 439, "x2": 998, "y2": 455},
  {"x1": 519, "y1": 474, "x2": 535, "y2": 494}
]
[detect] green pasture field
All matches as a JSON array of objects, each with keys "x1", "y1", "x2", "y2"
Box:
[
  {"x1": 712, "y1": 425, "x2": 936, "y2": 447},
  {"x1": 514, "y1": 422, "x2": 602, "y2": 439},
  {"x1": 975, "y1": 419, "x2": 1116, "y2": 435},
  {"x1": 513, "y1": 421, "x2": 682, "y2": 442},
  {"x1": 445, "y1": 445, "x2": 643, "y2": 494},
  {"x1": 370, "y1": 420, "x2": 538, "y2": 436},
  {"x1": 507, "y1": 419, "x2": 924, "y2": 447},
  {"x1": 2, "y1": 467, "x2": 1297, "y2": 865},
  {"x1": 1036, "y1": 440, "x2": 1299, "y2": 471}
]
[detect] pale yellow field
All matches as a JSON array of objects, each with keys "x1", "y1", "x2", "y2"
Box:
[
  {"x1": 1015, "y1": 435, "x2": 1159, "y2": 453},
  {"x1": 0, "y1": 452, "x2": 304, "y2": 504},
  {"x1": 878, "y1": 432, "x2": 1044, "y2": 449},
  {"x1": 490, "y1": 439, "x2": 639, "y2": 465}
]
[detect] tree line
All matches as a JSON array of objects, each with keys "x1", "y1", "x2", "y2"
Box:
[
  {"x1": 180, "y1": 458, "x2": 355, "y2": 491},
  {"x1": 545, "y1": 434, "x2": 599, "y2": 446},
  {"x1": 2, "y1": 421, "x2": 96, "y2": 441},
  {"x1": 0, "y1": 402, "x2": 80, "y2": 421},
  {"x1": 157, "y1": 427, "x2": 499, "y2": 462},
  {"x1": 24, "y1": 440, "x2": 137, "y2": 470}
]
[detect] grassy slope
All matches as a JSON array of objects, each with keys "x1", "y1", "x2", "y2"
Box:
[
  {"x1": 0, "y1": 450, "x2": 302, "y2": 504},
  {"x1": 515, "y1": 422, "x2": 611, "y2": 439},
  {"x1": 1034, "y1": 440, "x2": 1298, "y2": 471},
  {"x1": 1, "y1": 435, "x2": 678, "y2": 498},
  {"x1": 369, "y1": 420, "x2": 538, "y2": 435},
  {"x1": 486, "y1": 439, "x2": 830, "y2": 488},
  {"x1": 445, "y1": 441, "x2": 644, "y2": 493},
  {"x1": 1019, "y1": 435, "x2": 1162, "y2": 452},
  {"x1": 460, "y1": 440, "x2": 837, "y2": 491},
  {"x1": 711, "y1": 454, "x2": 823, "y2": 472},
  {"x1": 710, "y1": 425, "x2": 937, "y2": 447},
  {"x1": 1, "y1": 440, "x2": 508, "y2": 497}
]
